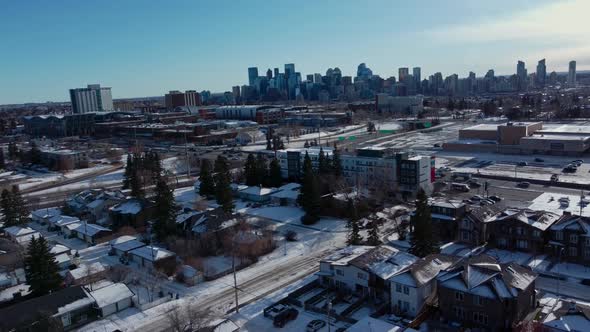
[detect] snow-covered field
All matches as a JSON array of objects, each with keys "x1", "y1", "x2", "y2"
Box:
[{"x1": 17, "y1": 164, "x2": 114, "y2": 191}]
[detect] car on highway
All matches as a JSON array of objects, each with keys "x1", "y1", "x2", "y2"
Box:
[
  {"x1": 563, "y1": 165, "x2": 577, "y2": 173},
  {"x1": 551, "y1": 174, "x2": 559, "y2": 182},
  {"x1": 517, "y1": 161, "x2": 528, "y2": 166},
  {"x1": 306, "y1": 320, "x2": 326, "y2": 332},
  {"x1": 517, "y1": 181, "x2": 531, "y2": 188},
  {"x1": 534, "y1": 158, "x2": 544, "y2": 162},
  {"x1": 273, "y1": 308, "x2": 299, "y2": 328},
  {"x1": 489, "y1": 195, "x2": 502, "y2": 202}
]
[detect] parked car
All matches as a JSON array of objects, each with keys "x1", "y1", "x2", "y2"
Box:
[
  {"x1": 264, "y1": 304, "x2": 290, "y2": 319},
  {"x1": 572, "y1": 160, "x2": 583, "y2": 166},
  {"x1": 469, "y1": 181, "x2": 482, "y2": 189},
  {"x1": 489, "y1": 195, "x2": 502, "y2": 202},
  {"x1": 273, "y1": 308, "x2": 299, "y2": 328},
  {"x1": 470, "y1": 195, "x2": 483, "y2": 201},
  {"x1": 550, "y1": 174, "x2": 559, "y2": 182},
  {"x1": 462, "y1": 199, "x2": 474, "y2": 205},
  {"x1": 563, "y1": 165, "x2": 577, "y2": 173},
  {"x1": 306, "y1": 320, "x2": 327, "y2": 332},
  {"x1": 517, "y1": 181, "x2": 530, "y2": 188},
  {"x1": 480, "y1": 199, "x2": 495, "y2": 206},
  {"x1": 517, "y1": 161, "x2": 528, "y2": 166},
  {"x1": 534, "y1": 158, "x2": 544, "y2": 162}
]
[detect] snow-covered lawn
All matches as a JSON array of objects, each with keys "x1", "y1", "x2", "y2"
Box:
[{"x1": 243, "y1": 205, "x2": 347, "y2": 233}]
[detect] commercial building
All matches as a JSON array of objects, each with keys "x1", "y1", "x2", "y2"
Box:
[
  {"x1": 164, "y1": 90, "x2": 201, "y2": 110},
  {"x1": 568, "y1": 60, "x2": 577, "y2": 87},
  {"x1": 214, "y1": 105, "x2": 284, "y2": 124},
  {"x1": 23, "y1": 113, "x2": 95, "y2": 137},
  {"x1": 376, "y1": 94, "x2": 423, "y2": 114},
  {"x1": 41, "y1": 149, "x2": 89, "y2": 170},
  {"x1": 70, "y1": 84, "x2": 113, "y2": 113},
  {"x1": 446, "y1": 122, "x2": 590, "y2": 155},
  {"x1": 536, "y1": 59, "x2": 546, "y2": 88}
]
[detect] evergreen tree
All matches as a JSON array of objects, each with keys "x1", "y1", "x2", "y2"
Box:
[
  {"x1": 129, "y1": 165, "x2": 144, "y2": 199},
  {"x1": 152, "y1": 177, "x2": 177, "y2": 242},
  {"x1": 268, "y1": 158, "x2": 282, "y2": 188},
  {"x1": 318, "y1": 148, "x2": 330, "y2": 175},
  {"x1": 30, "y1": 141, "x2": 42, "y2": 165},
  {"x1": 0, "y1": 148, "x2": 5, "y2": 169},
  {"x1": 1, "y1": 189, "x2": 16, "y2": 227},
  {"x1": 346, "y1": 199, "x2": 362, "y2": 245},
  {"x1": 331, "y1": 146, "x2": 342, "y2": 178},
  {"x1": 298, "y1": 152, "x2": 321, "y2": 225},
  {"x1": 409, "y1": 190, "x2": 439, "y2": 258},
  {"x1": 255, "y1": 154, "x2": 267, "y2": 186},
  {"x1": 122, "y1": 154, "x2": 134, "y2": 190},
  {"x1": 24, "y1": 236, "x2": 62, "y2": 296},
  {"x1": 199, "y1": 159, "x2": 216, "y2": 198},
  {"x1": 214, "y1": 156, "x2": 234, "y2": 213},
  {"x1": 367, "y1": 218, "x2": 380, "y2": 246},
  {"x1": 244, "y1": 154, "x2": 258, "y2": 186},
  {"x1": 11, "y1": 185, "x2": 29, "y2": 225},
  {"x1": 149, "y1": 151, "x2": 163, "y2": 181}
]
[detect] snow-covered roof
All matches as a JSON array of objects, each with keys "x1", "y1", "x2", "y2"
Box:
[
  {"x1": 489, "y1": 208, "x2": 559, "y2": 230},
  {"x1": 321, "y1": 246, "x2": 374, "y2": 266},
  {"x1": 109, "y1": 235, "x2": 137, "y2": 246},
  {"x1": 346, "y1": 317, "x2": 411, "y2": 332},
  {"x1": 270, "y1": 183, "x2": 301, "y2": 200},
  {"x1": 73, "y1": 223, "x2": 111, "y2": 237},
  {"x1": 550, "y1": 215, "x2": 590, "y2": 236},
  {"x1": 390, "y1": 254, "x2": 459, "y2": 287},
  {"x1": 89, "y1": 283, "x2": 134, "y2": 308},
  {"x1": 129, "y1": 246, "x2": 175, "y2": 262},
  {"x1": 176, "y1": 210, "x2": 203, "y2": 224},
  {"x1": 54, "y1": 253, "x2": 71, "y2": 266},
  {"x1": 110, "y1": 200, "x2": 142, "y2": 215},
  {"x1": 55, "y1": 296, "x2": 95, "y2": 315},
  {"x1": 87, "y1": 199, "x2": 105, "y2": 209},
  {"x1": 543, "y1": 300, "x2": 590, "y2": 331},
  {"x1": 111, "y1": 237, "x2": 145, "y2": 253},
  {"x1": 277, "y1": 182, "x2": 301, "y2": 191},
  {"x1": 67, "y1": 262, "x2": 106, "y2": 281},
  {"x1": 31, "y1": 207, "x2": 62, "y2": 220},
  {"x1": 360, "y1": 247, "x2": 418, "y2": 280},
  {"x1": 50, "y1": 244, "x2": 70, "y2": 256},
  {"x1": 48, "y1": 215, "x2": 80, "y2": 227},
  {"x1": 4, "y1": 226, "x2": 36, "y2": 237},
  {"x1": 239, "y1": 186, "x2": 278, "y2": 196}
]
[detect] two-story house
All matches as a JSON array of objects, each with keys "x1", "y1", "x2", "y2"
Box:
[
  {"x1": 437, "y1": 254, "x2": 537, "y2": 330},
  {"x1": 389, "y1": 254, "x2": 459, "y2": 318},
  {"x1": 487, "y1": 208, "x2": 559, "y2": 254},
  {"x1": 318, "y1": 245, "x2": 417, "y2": 300},
  {"x1": 547, "y1": 212, "x2": 590, "y2": 266},
  {"x1": 457, "y1": 205, "x2": 502, "y2": 246},
  {"x1": 429, "y1": 200, "x2": 467, "y2": 243}
]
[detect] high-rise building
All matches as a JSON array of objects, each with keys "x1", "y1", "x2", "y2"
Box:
[
  {"x1": 536, "y1": 59, "x2": 546, "y2": 87},
  {"x1": 284, "y1": 63, "x2": 295, "y2": 78},
  {"x1": 398, "y1": 67, "x2": 409, "y2": 82},
  {"x1": 266, "y1": 68, "x2": 272, "y2": 80},
  {"x1": 568, "y1": 60, "x2": 577, "y2": 87},
  {"x1": 273, "y1": 68, "x2": 279, "y2": 78},
  {"x1": 306, "y1": 74, "x2": 314, "y2": 82},
  {"x1": 517, "y1": 61, "x2": 527, "y2": 91},
  {"x1": 356, "y1": 63, "x2": 373, "y2": 80},
  {"x1": 69, "y1": 84, "x2": 113, "y2": 114},
  {"x1": 248, "y1": 67, "x2": 259, "y2": 87},
  {"x1": 314, "y1": 73, "x2": 323, "y2": 84},
  {"x1": 412, "y1": 67, "x2": 421, "y2": 86},
  {"x1": 232, "y1": 86, "x2": 241, "y2": 100},
  {"x1": 485, "y1": 69, "x2": 495, "y2": 79}
]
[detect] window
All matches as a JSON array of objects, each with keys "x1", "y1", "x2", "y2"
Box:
[
  {"x1": 358, "y1": 272, "x2": 367, "y2": 280},
  {"x1": 517, "y1": 240, "x2": 528, "y2": 249},
  {"x1": 570, "y1": 234, "x2": 579, "y2": 244},
  {"x1": 498, "y1": 238, "x2": 507, "y2": 247},
  {"x1": 403, "y1": 286, "x2": 410, "y2": 295},
  {"x1": 533, "y1": 230, "x2": 541, "y2": 238},
  {"x1": 453, "y1": 306, "x2": 465, "y2": 319},
  {"x1": 473, "y1": 312, "x2": 488, "y2": 324},
  {"x1": 455, "y1": 291, "x2": 464, "y2": 301},
  {"x1": 336, "y1": 269, "x2": 343, "y2": 276},
  {"x1": 396, "y1": 283, "x2": 402, "y2": 293},
  {"x1": 585, "y1": 247, "x2": 590, "y2": 258},
  {"x1": 555, "y1": 231, "x2": 563, "y2": 241},
  {"x1": 516, "y1": 227, "x2": 523, "y2": 235},
  {"x1": 586, "y1": 237, "x2": 590, "y2": 246},
  {"x1": 474, "y1": 295, "x2": 484, "y2": 306},
  {"x1": 569, "y1": 247, "x2": 577, "y2": 257}
]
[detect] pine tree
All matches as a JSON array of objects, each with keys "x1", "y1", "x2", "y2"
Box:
[
  {"x1": 331, "y1": 146, "x2": 342, "y2": 178},
  {"x1": 30, "y1": 141, "x2": 42, "y2": 165},
  {"x1": 24, "y1": 236, "x2": 62, "y2": 296},
  {"x1": 214, "y1": 156, "x2": 234, "y2": 213},
  {"x1": 298, "y1": 152, "x2": 321, "y2": 225},
  {"x1": 409, "y1": 190, "x2": 439, "y2": 257},
  {"x1": 255, "y1": 154, "x2": 267, "y2": 186},
  {"x1": 318, "y1": 148, "x2": 329, "y2": 175},
  {"x1": 199, "y1": 159, "x2": 216, "y2": 198},
  {"x1": 1, "y1": 189, "x2": 16, "y2": 226},
  {"x1": 244, "y1": 154, "x2": 258, "y2": 186},
  {"x1": 346, "y1": 199, "x2": 362, "y2": 245},
  {"x1": 0, "y1": 148, "x2": 5, "y2": 169},
  {"x1": 268, "y1": 158, "x2": 282, "y2": 188},
  {"x1": 11, "y1": 185, "x2": 29, "y2": 225},
  {"x1": 153, "y1": 177, "x2": 177, "y2": 242},
  {"x1": 367, "y1": 218, "x2": 380, "y2": 246},
  {"x1": 122, "y1": 154, "x2": 134, "y2": 190},
  {"x1": 149, "y1": 151, "x2": 163, "y2": 182}
]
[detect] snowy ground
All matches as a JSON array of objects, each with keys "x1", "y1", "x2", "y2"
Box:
[{"x1": 16, "y1": 164, "x2": 113, "y2": 191}]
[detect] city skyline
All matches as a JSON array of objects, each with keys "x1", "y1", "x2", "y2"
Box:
[{"x1": 1, "y1": 0, "x2": 589, "y2": 104}]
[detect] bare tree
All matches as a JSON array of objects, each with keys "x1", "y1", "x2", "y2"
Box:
[{"x1": 166, "y1": 300, "x2": 214, "y2": 332}]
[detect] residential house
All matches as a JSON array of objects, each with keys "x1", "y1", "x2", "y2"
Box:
[
  {"x1": 67, "y1": 189, "x2": 126, "y2": 223},
  {"x1": 50, "y1": 244, "x2": 73, "y2": 271},
  {"x1": 109, "y1": 235, "x2": 145, "y2": 257},
  {"x1": 3, "y1": 226, "x2": 40, "y2": 246},
  {"x1": 542, "y1": 300, "x2": 590, "y2": 332},
  {"x1": 110, "y1": 199, "x2": 155, "y2": 229},
  {"x1": 0, "y1": 285, "x2": 96, "y2": 331},
  {"x1": 88, "y1": 282, "x2": 134, "y2": 317},
  {"x1": 547, "y1": 212, "x2": 590, "y2": 266},
  {"x1": 31, "y1": 207, "x2": 62, "y2": 224},
  {"x1": 66, "y1": 223, "x2": 111, "y2": 244},
  {"x1": 65, "y1": 262, "x2": 108, "y2": 286},
  {"x1": 48, "y1": 215, "x2": 80, "y2": 231},
  {"x1": 269, "y1": 182, "x2": 301, "y2": 206},
  {"x1": 428, "y1": 200, "x2": 467, "y2": 243},
  {"x1": 128, "y1": 245, "x2": 176, "y2": 270},
  {"x1": 487, "y1": 208, "x2": 559, "y2": 254},
  {"x1": 238, "y1": 186, "x2": 278, "y2": 203},
  {"x1": 318, "y1": 245, "x2": 417, "y2": 299},
  {"x1": 389, "y1": 254, "x2": 459, "y2": 318},
  {"x1": 437, "y1": 254, "x2": 537, "y2": 330},
  {"x1": 457, "y1": 205, "x2": 502, "y2": 246}
]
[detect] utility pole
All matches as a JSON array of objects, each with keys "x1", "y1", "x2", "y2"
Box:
[
  {"x1": 184, "y1": 131, "x2": 190, "y2": 179},
  {"x1": 232, "y1": 236, "x2": 239, "y2": 313}
]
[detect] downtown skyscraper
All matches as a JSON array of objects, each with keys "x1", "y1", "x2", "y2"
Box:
[{"x1": 568, "y1": 60, "x2": 577, "y2": 87}]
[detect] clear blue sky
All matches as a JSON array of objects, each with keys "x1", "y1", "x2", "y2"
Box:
[{"x1": 1, "y1": 0, "x2": 588, "y2": 104}]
